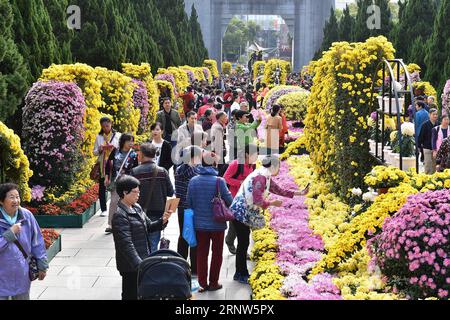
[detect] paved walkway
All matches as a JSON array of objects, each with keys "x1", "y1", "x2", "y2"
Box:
[{"x1": 31, "y1": 185, "x2": 253, "y2": 300}]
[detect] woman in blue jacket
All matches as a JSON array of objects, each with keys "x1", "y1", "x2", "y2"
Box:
[
  {"x1": 187, "y1": 157, "x2": 233, "y2": 293},
  {"x1": 0, "y1": 183, "x2": 48, "y2": 300}
]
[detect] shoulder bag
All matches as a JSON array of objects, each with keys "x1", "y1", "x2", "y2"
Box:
[
  {"x1": 212, "y1": 178, "x2": 235, "y2": 222},
  {"x1": 90, "y1": 133, "x2": 116, "y2": 181},
  {"x1": 14, "y1": 239, "x2": 39, "y2": 282}
]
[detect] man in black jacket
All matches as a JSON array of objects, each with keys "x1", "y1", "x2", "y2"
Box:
[
  {"x1": 130, "y1": 143, "x2": 174, "y2": 253},
  {"x1": 112, "y1": 175, "x2": 172, "y2": 300},
  {"x1": 419, "y1": 108, "x2": 439, "y2": 174}
]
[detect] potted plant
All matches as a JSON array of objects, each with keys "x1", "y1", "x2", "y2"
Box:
[
  {"x1": 364, "y1": 165, "x2": 410, "y2": 194},
  {"x1": 392, "y1": 122, "x2": 416, "y2": 171}
]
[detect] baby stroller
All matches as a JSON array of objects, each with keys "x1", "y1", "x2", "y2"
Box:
[{"x1": 137, "y1": 250, "x2": 192, "y2": 300}]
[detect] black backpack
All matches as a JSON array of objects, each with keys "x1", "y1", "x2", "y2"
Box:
[{"x1": 137, "y1": 250, "x2": 192, "y2": 300}]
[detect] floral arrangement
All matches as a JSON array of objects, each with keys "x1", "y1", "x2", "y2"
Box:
[
  {"x1": 183, "y1": 68, "x2": 196, "y2": 83},
  {"x1": 95, "y1": 67, "x2": 140, "y2": 137},
  {"x1": 222, "y1": 61, "x2": 232, "y2": 75},
  {"x1": 270, "y1": 160, "x2": 342, "y2": 300},
  {"x1": 0, "y1": 121, "x2": 33, "y2": 202},
  {"x1": 203, "y1": 59, "x2": 219, "y2": 79},
  {"x1": 22, "y1": 81, "x2": 86, "y2": 195},
  {"x1": 391, "y1": 123, "x2": 415, "y2": 157},
  {"x1": 262, "y1": 85, "x2": 305, "y2": 111},
  {"x1": 413, "y1": 81, "x2": 437, "y2": 99},
  {"x1": 40, "y1": 63, "x2": 102, "y2": 159},
  {"x1": 441, "y1": 80, "x2": 450, "y2": 116},
  {"x1": 41, "y1": 229, "x2": 60, "y2": 249},
  {"x1": 263, "y1": 59, "x2": 291, "y2": 86},
  {"x1": 364, "y1": 166, "x2": 410, "y2": 189},
  {"x1": 167, "y1": 67, "x2": 189, "y2": 94},
  {"x1": 132, "y1": 79, "x2": 150, "y2": 134},
  {"x1": 155, "y1": 72, "x2": 178, "y2": 96},
  {"x1": 253, "y1": 61, "x2": 266, "y2": 81},
  {"x1": 368, "y1": 189, "x2": 450, "y2": 299},
  {"x1": 304, "y1": 36, "x2": 396, "y2": 200},
  {"x1": 155, "y1": 80, "x2": 176, "y2": 101},
  {"x1": 202, "y1": 67, "x2": 212, "y2": 84},
  {"x1": 277, "y1": 91, "x2": 310, "y2": 122},
  {"x1": 62, "y1": 184, "x2": 99, "y2": 215},
  {"x1": 249, "y1": 211, "x2": 286, "y2": 300},
  {"x1": 33, "y1": 183, "x2": 99, "y2": 216},
  {"x1": 280, "y1": 135, "x2": 307, "y2": 160},
  {"x1": 122, "y1": 63, "x2": 160, "y2": 132}
]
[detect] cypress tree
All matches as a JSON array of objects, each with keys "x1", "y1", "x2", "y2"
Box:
[
  {"x1": 425, "y1": 0, "x2": 450, "y2": 94},
  {"x1": 155, "y1": 0, "x2": 194, "y2": 66},
  {"x1": 0, "y1": 0, "x2": 28, "y2": 122},
  {"x1": 339, "y1": 5, "x2": 355, "y2": 42},
  {"x1": 190, "y1": 4, "x2": 208, "y2": 65},
  {"x1": 11, "y1": 0, "x2": 59, "y2": 84},
  {"x1": 314, "y1": 8, "x2": 339, "y2": 60},
  {"x1": 392, "y1": 0, "x2": 436, "y2": 71},
  {"x1": 353, "y1": 0, "x2": 392, "y2": 42},
  {"x1": 43, "y1": 0, "x2": 74, "y2": 64}
]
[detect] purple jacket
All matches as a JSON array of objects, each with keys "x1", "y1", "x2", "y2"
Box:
[{"x1": 0, "y1": 208, "x2": 48, "y2": 297}]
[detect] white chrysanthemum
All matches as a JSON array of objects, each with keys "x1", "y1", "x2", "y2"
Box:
[
  {"x1": 351, "y1": 188, "x2": 363, "y2": 196},
  {"x1": 401, "y1": 122, "x2": 415, "y2": 137},
  {"x1": 363, "y1": 192, "x2": 377, "y2": 202}
]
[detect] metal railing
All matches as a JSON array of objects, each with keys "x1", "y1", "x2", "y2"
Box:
[{"x1": 370, "y1": 59, "x2": 419, "y2": 173}]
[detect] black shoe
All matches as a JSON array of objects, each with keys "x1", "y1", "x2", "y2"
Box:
[
  {"x1": 105, "y1": 227, "x2": 112, "y2": 234},
  {"x1": 227, "y1": 244, "x2": 237, "y2": 255}
]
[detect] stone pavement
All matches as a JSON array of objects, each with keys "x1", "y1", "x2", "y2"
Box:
[{"x1": 31, "y1": 189, "x2": 253, "y2": 300}]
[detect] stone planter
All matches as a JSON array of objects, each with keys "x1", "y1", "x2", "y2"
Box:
[
  {"x1": 393, "y1": 154, "x2": 416, "y2": 171},
  {"x1": 389, "y1": 152, "x2": 400, "y2": 167},
  {"x1": 35, "y1": 202, "x2": 97, "y2": 229},
  {"x1": 46, "y1": 235, "x2": 62, "y2": 263}
]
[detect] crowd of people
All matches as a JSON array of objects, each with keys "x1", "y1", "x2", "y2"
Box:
[
  {"x1": 89, "y1": 73, "x2": 306, "y2": 299},
  {"x1": 4, "y1": 70, "x2": 450, "y2": 301},
  {"x1": 413, "y1": 96, "x2": 450, "y2": 174}
]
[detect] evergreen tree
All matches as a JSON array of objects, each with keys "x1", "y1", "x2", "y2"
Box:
[
  {"x1": 43, "y1": 0, "x2": 74, "y2": 64},
  {"x1": 339, "y1": 5, "x2": 355, "y2": 42},
  {"x1": 353, "y1": 0, "x2": 392, "y2": 42},
  {"x1": 155, "y1": 0, "x2": 193, "y2": 66},
  {"x1": 392, "y1": 0, "x2": 436, "y2": 72},
  {"x1": 425, "y1": 0, "x2": 450, "y2": 94},
  {"x1": 314, "y1": 8, "x2": 339, "y2": 60},
  {"x1": 11, "y1": 0, "x2": 59, "y2": 84},
  {"x1": 0, "y1": 0, "x2": 28, "y2": 122},
  {"x1": 190, "y1": 4, "x2": 208, "y2": 65}
]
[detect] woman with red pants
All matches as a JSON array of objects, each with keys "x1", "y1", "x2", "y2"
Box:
[{"x1": 187, "y1": 156, "x2": 233, "y2": 292}]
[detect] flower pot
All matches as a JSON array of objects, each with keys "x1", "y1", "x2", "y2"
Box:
[
  {"x1": 394, "y1": 154, "x2": 416, "y2": 172},
  {"x1": 369, "y1": 140, "x2": 376, "y2": 154},
  {"x1": 383, "y1": 97, "x2": 404, "y2": 115},
  {"x1": 378, "y1": 188, "x2": 390, "y2": 195},
  {"x1": 389, "y1": 152, "x2": 400, "y2": 168},
  {"x1": 377, "y1": 96, "x2": 383, "y2": 109},
  {"x1": 383, "y1": 147, "x2": 392, "y2": 163},
  {"x1": 377, "y1": 144, "x2": 383, "y2": 157}
]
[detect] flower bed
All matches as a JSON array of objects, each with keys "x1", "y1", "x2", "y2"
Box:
[
  {"x1": 42, "y1": 229, "x2": 61, "y2": 263},
  {"x1": 30, "y1": 184, "x2": 99, "y2": 228}
]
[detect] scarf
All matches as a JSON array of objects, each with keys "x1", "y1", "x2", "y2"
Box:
[
  {"x1": 100, "y1": 132, "x2": 114, "y2": 177},
  {"x1": 0, "y1": 207, "x2": 19, "y2": 225}
]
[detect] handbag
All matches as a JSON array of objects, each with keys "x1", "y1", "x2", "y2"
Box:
[
  {"x1": 90, "y1": 162, "x2": 100, "y2": 181},
  {"x1": 14, "y1": 239, "x2": 39, "y2": 282},
  {"x1": 106, "y1": 148, "x2": 133, "y2": 192},
  {"x1": 182, "y1": 208, "x2": 197, "y2": 247},
  {"x1": 91, "y1": 133, "x2": 116, "y2": 181},
  {"x1": 212, "y1": 178, "x2": 235, "y2": 222},
  {"x1": 230, "y1": 182, "x2": 266, "y2": 230}
]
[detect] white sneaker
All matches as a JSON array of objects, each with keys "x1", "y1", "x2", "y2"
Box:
[{"x1": 100, "y1": 211, "x2": 107, "y2": 217}]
